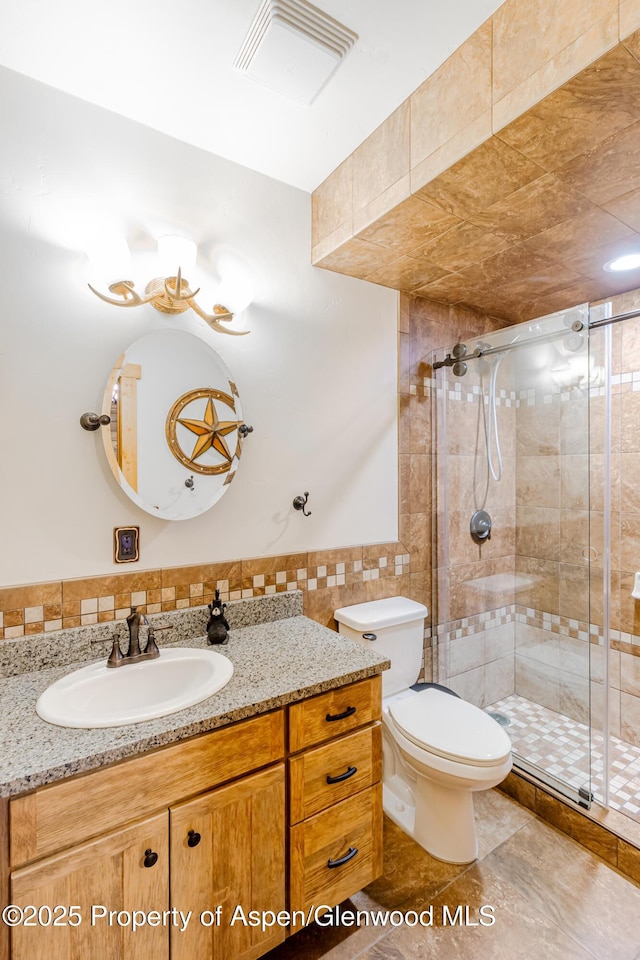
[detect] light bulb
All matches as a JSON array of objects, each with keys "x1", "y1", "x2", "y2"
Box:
[
  {"x1": 86, "y1": 236, "x2": 132, "y2": 284},
  {"x1": 158, "y1": 235, "x2": 197, "y2": 279},
  {"x1": 603, "y1": 253, "x2": 640, "y2": 272}
]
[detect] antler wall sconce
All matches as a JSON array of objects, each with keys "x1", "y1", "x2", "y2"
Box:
[{"x1": 87, "y1": 235, "x2": 250, "y2": 337}]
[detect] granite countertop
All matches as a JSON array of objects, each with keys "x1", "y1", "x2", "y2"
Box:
[{"x1": 0, "y1": 613, "x2": 389, "y2": 798}]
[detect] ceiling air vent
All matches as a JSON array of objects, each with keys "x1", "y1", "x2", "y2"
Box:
[{"x1": 234, "y1": 0, "x2": 358, "y2": 105}]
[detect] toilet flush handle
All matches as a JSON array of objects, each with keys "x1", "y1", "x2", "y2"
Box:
[{"x1": 362, "y1": 633, "x2": 376, "y2": 641}]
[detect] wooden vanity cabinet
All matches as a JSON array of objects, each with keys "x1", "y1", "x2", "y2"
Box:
[
  {"x1": 9, "y1": 767, "x2": 286, "y2": 960},
  {"x1": 7, "y1": 710, "x2": 285, "y2": 960},
  {"x1": 4, "y1": 673, "x2": 383, "y2": 960}
]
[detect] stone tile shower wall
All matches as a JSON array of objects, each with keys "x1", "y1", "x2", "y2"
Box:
[
  {"x1": 432, "y1": 342, "x2": 518, "y2": 708},
  {"x1": 431, "y1": 305, "x2": 595, "y2": 720},
  {"x1": 510, "y1": 292, "x2": 640, "y2": 746},
  {"x1": 402, "y1": 295, "x2": 514, "y2": 688},
  {"x1": 513, "y1": 367, "x2": 592, "y2": 726}
]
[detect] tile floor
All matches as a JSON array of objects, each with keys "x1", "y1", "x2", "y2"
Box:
[
  {"x1": 489, "y1": 693, "x2": 640, "y2": 820},
  {"x1": 265, "y1": 790, "x2": 640, "y2": 960}
]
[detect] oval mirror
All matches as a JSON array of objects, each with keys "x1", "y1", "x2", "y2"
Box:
[{"x1": 101, "y1": 329, "x2": 248, "y2": 520}]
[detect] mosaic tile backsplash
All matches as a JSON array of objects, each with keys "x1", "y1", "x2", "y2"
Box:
[{"x1": 0, "y1": 545, "x2": 411, "y2": 640}]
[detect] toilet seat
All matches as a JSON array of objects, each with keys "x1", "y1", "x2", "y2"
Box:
[{"x1": 387, "y1": 689, "x2": 511, "y2": 768}]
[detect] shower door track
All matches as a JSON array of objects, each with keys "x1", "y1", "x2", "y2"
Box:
[
  {"x1": 432, "y1": 304, "x2": 640, "y2": 369},
  {"x1": 432, "y1": 319, "x2": 585, "y2": 368},
  {"x1": 589, "y1": 305, "x2": 640, "y2": 329},
  {"x1": 512, "y1": 756, "x2": 592, "y2": 809}
]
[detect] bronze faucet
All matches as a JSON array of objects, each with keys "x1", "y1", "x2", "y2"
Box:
[{"x1": 106, "y1": 607, "x2": 170, "y2": 668}]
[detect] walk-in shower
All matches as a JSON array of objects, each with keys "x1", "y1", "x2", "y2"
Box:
[{"x1": 431, "y1": 297, "x2": 640, "y2": 822}]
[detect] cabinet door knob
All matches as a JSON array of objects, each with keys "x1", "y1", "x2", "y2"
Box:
[
  {"x1": 326, "y1": 765, "x2": 357, "y2": 785},
  {"x1": 326, "y1": 705, "x2": 356, "y2": 723},
  {"x1": 327, "y1": 846, "x2": 358, "y2": 869},
  {"x1": 187, "y1": 830, "x2": 201, "y2": 847},
  {"x1": 143, "y1": 848, "x2": 158, "y2": 868}
]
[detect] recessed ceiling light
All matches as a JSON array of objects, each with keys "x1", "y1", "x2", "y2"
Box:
[{"x1": 603, "y1": 253, "x2": 640, "y2": 272}]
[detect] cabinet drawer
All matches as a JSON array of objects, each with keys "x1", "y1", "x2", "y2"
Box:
[
  {"x1": 288, "y1": 676, "x2": 381, "y2": 753},
  {"x1": 289, "y1": 724, "x2": 382, "y2": 824},
  {"x1": 290, "y1": 784, "x2": 382, "y2": 913}
]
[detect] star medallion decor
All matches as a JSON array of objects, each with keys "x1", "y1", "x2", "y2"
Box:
[{"x1": 166, "y1": 388, "x2": 242, "y2": 474}]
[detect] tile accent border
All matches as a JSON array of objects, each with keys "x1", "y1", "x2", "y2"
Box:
[
  {"x1": 437, "y1": 604, "x2": 516, "y2": 642},
  {"x1": 415, "y1": 375, "x2": 618, "y2": 407},
  {"x1": 437, "y1": 603, "x2": 640, "y2": 656},
  {"x1": 0, "y1": 545, "x2": 411, "y2": 640}
]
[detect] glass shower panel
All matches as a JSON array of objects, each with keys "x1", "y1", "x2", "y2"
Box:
[
  {"x1": 585, "y1": 310, "x2": 612, "y2": 810},
  {"x1": 589, "y1": 296, "x2": 640, "y2": 822},
  {"x1": 433, "y1": 305, "x2": 593, "y2": 805}
]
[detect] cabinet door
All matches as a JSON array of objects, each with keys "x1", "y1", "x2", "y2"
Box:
[
  {"x1": 170, "y1": 764, "x2": 285, "y2": 960},
  {"x1": 10, "y1": 811, "x2": 168, "y2": 960}
]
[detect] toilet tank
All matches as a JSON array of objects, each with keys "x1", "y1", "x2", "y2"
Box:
[{"x1": 334, "y1": 597, "x2": 428, "y2": 697}]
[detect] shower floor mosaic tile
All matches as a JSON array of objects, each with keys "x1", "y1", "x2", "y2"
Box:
[{"x1": 487, "y1": 693, "x2": 640, "y2": 821}]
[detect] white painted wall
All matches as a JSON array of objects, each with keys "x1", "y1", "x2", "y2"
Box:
[
  {"x1": 0, "y1": 67, "x2": 398, "y2": 586},
  {"x1": 0, "y1": 0, "x2": 506, "y2": 191}
]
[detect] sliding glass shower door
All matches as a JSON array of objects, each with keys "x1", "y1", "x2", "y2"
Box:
[{"x1": 432, "y1": 305, "x2": 594, "y2": 806}]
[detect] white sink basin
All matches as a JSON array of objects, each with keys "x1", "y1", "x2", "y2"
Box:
[{"x1": 36, "y1": 648, "x2": 234, "y2": 728}]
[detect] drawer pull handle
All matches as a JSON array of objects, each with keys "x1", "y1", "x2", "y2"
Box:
[
  {"x1": 187, "y1": 830, "x2": 201, "y2": 847},
  {"x1": 326, "y1": 705, "x2": 356, "y2": 723},
  {"x1": 143, "y1": 849, "x2": 158, "y2": 868},
  {"x1": 326, "y1": 765, "x2": 358, "y2": 785},
  {"x1": 327, "y1": 846, "x2": 358, "y2": 869}
]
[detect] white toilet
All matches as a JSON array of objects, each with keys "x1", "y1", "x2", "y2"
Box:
[{"x1": 334, "y1": 596, "x2": 512, "y2": 864}]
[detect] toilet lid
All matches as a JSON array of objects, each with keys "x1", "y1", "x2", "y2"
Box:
[{"x1": 388, "y1": 689, "x2": 511, "y2": 767}]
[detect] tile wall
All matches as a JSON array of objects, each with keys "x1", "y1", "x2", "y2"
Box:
[
  {"x1": 401, "y1": 295, "x2": 515, "y2": 679},
  {"x1": 433, "y1": 334, "x2": 599, "y2": 721},
  {"x1": 591, "y1": 289, "x2": 640, "y2": 745},
  {"x1": 312, "y1": 0, "x2": 640, "y2": 323},
  {"x1": 0, "y1": 547, "x2": 410, "y2": 640}
]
